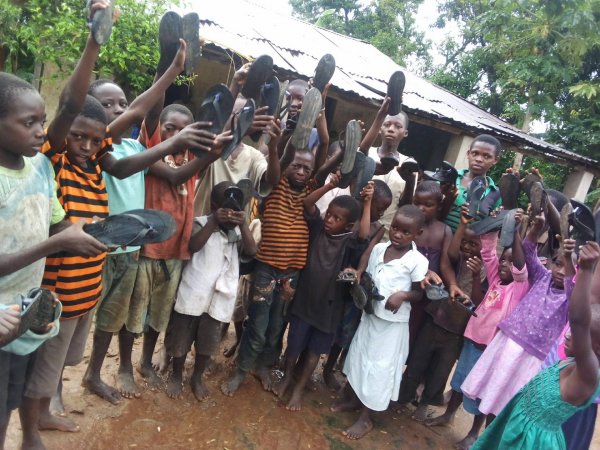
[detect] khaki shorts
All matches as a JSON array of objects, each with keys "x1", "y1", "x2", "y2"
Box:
[
  {"x1": 95, "y1": 251, "x2": 140, "y2": 333},
  {"x1": 127, "y1": 257, "x2": 183, "y2": 334},
  {"x1": 25, "y1": 312, "x2": 93, "y2": 399}
]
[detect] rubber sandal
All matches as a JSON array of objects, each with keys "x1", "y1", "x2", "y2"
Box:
[
  {"x1": 236, "y1": 178, "x2": 253, "y2": 209},
  {"x1": 466, "y1": 176, "x2": 487, "y2": 219},
  {"x1": 312, "y1": 54, "x2": 336, "y2": 93},
  {"x1": 337, "y1": 271, "x2": 357, "y2": 283},
  {"x1": 400, "y1": 159, "x2": 419, "y2": 174},
  {"x1": 156, "y1": 12, "x2": 183, "y2": 75},
  {"x1": 521, "y1": 172, "x2": 543, "y2": 198},
  {"x1": 479, "y1": 189, "x2": 501, "y2": 218},
  {"x1": 499, "y1": 209, "x2": 517, "y2": 248},
  {"x1": 569, "y1": 199, "x2": 595, "y2": 250},
  {"x1": 498, "y1": 173, "x2": 520, "y2": 210},
  {"x1": 425, "y1": 283, "x2": 449, "y2": 301},
  {"x1": 468, "y1": 210, "x2": 508, "y2": 235},
  {"x1": 88, "y1": 0, "x2": 114, "y2": 45},
  {"x1": 529, "y1": 181, "x2": 547, "y2": 217},
  {"x1": 83, "y1": 209, "x2": 176, "y2": 247},
  {"x1": 241, "y1": 55, "x2": 273, "y2": 102},
  {"x1": 250, "y1": 75, "x2": 281, "y2": 142},
  {"x1": 353, "y1": 156, "x2": 376, "y2": 199},
  {"x1": 223, "y1": 185, "x2": 244, "y2": 212},
  {"x1": 196, "y1": 84, "x2": 234, "y2": 135},
  {"x1": 424, "y1": 161, "x2": 458, "y2": 184},
  {"x1": 340, "y1": 120, "x2": 362, "y2": 174},
  {"x1": 380, "y1": 155, "x2": 400, "y2": 170},
  {"x1": 455, "y1": 297, "x2": 478, "y2": 317},
  {"x1": 276, "y1": 80, "x2": 289, "y2": 119},
  {"x1": 290, "y1": 87, "x2": 322, "y2": 150},
  {"x1": 360, "y1": 272, "x2": 385, "y2": 315},
  {"x1": 221, "y1": 99, "x2": 256, "y2": 160},
  {"x1": 18, "y1": 288, "x2": 57, "y2": 336},
  {"x1": 387, "y1": 71, "x2": 406, "y2": 116},
  {"x1": 339, "y1": 151, "x2": 365, "y2": 190},
  {"x1": 560, "y1": 203, "x2": 573, "y2": 241},
  {"x1": 351, "y1": 283, "x2": 368, "y2": 311},
  {"x1": 182, "y1": 12, "x2": 201, "y2": 75}
]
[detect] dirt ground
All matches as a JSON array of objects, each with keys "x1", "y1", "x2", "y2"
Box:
[{"x1": 6, "y1": 331, "x2": 600, "y2": 450}]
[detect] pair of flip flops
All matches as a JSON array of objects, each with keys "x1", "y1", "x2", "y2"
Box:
[
  {"x1": 290, "y1": 88, "x2": 322, "y2": 150},
  {"x1": 222, "y1": 179, "x2": 253, "y2": 212},
  {"x1": 220, "y1": 99, "x2": 256, "y2": 160},
  {"x1": 156, "y1": 11, "x2": 201, "y2": 75},
  {"x1": 424, "y1": 161, "x2": 458, "y2": 185},
  {"x1": 425, "y1": 283, "x2": 478, "y2": 317},
  {"x1": 83, "y1": 209, "x2": 176, "y2": 248},
  {"x1": 387, "y1": 71, "x2": 406, "y2": 116}
]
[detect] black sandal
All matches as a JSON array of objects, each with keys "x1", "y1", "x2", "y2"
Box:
[
  {"x1": 88, "y1": 0, "x2": 114, "y2": 45},
  {"x1": 466, "y1": 176, "x2": 487, "y2": 219},
  {"x1": 312, "y1": 54, "x2": 336, "y2": 93},
  {"x1": 289, "y1": 87, "x2": 322, "y2": 150},
  {"x1": 241, "y1": 55, "x2": 273, "y2": 102},
  {"x1": 353, "y1": 156, "x2": 376, "y2": 199},
  {"x1": 498, "y1": 173, "x2": 520, "y2": 211},
  {"x1": 529, "y1": 181, "x2": 547, "y2": 217},
  {"x1": 182, "y1": 12, "x2": 201, "y2": 75},
  {"x1": 424, "y1": 161, "x2": 458, "y2": 185},
  {"x1": 250, "y1": 75, "x2": 281, "y2": 142},
  {"x1": 387, "y1": 71, "x2": 406, "y2": 116},
  {"x1": 156, "y1": 11, "x2": 183, "y2": 75},
  {"x1": 196, "y1": 84, "x2": 234, "y2": 135},
  {"x1": 221, "y1": 99, "x2": 256, "y2": 160},
  {"x1": 569, "y1": 199, "x2": 595, "y2": 250}
]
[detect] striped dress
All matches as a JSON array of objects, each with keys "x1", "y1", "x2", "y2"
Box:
[{"x1": 41, "y1": 140, "x2": 111, "y2": 319}]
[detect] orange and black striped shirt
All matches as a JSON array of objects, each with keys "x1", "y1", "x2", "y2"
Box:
[
  {"x1": 41, "y1": 138, "x2": 111, "y2": 319},
  {"x1": 255, "y1": 176, "x2": 317, "y2": 270}
]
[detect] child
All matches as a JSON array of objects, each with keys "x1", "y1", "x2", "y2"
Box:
[
  {"x1": 272, "y1": 177, "x2": 372, "y2": 410},
  {"x1": 443, "y1": 134, "x2": 502, "y2": 232},
  {"x1": 0, "y1": 70, "x2": 106, "y2": 450},
  {"x1": 164, "y1": 181, "x2": 257, "y2": 400},
  {"x1": 221, "y1": 97, "x2": 328, "y2": 397},
  {"x1": 426, "y1": 207, "x2": 529, "y2": 449},
  {"x1": 332, "y1": 205, "x2": 429, "y2": 440},
  {"x1": 461, "y1": 211, "x2": 573, "y2": 418},
  {"x1": 322, "y1": 179, "x2": 392, "y2": 390},
  {"x1": 472, "y1": 241, "x2": 600, "y2": 450}
]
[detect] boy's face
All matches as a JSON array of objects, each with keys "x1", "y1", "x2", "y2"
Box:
[
  {"x1": 380, "y1": 114, "x2": 408, "y2": 147},
  {"x1": 0, "y1": 91, "x2": 46, "y2": 160},
  {"x1": 324, "y1": 204, "x2": 352, "y2": 235},
  {"x1": 160, "y1": 111, "x2": 192, "y2": 141},
  {"x1": 65, "y1": 116, "x2": 106, "y2": 167},
  {"x1": 466, "y1": 141, "x2": 498, "y2": 176},
  {"x1": 389, "y1": 214, "x2": 421, "y2": 250},
  {"x1": 460, "y1": 228, "x2": 482, "y2": 258},
  {"x1": 498, "y1": 247, "x2": 514, "y2": 283},
  {"x1": 413, "y1": 191, "x2": 440, "y2": 222},
  {"x1": 286, "y1": 152, "x2": 314, "y2": 189},
  {"x1": 370, "y1": 195, "x2": 392, "y2": 222},
  {"x1": 92, "y1": 83, "x2": 128, "y2": 123},
  {"x1": 286, "y1": 84, "x2": 307, "y2": 117}
]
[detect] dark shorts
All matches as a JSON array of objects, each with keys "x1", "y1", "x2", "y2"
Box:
[
  {"x1": 164, "y1": 311, "x2": 222, "y2": 358},
  {"x1": 0, "y1": 350, "x2": 34, "y2": 423},
  {"x1": 286, "y1": 315, "x2": 335, "y2": 359}
]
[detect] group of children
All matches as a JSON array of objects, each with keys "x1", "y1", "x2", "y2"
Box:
[{"x1": 1, "y1": 5, "x2": 600, "y2": 450}]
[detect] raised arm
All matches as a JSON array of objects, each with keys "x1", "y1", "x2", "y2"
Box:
[
  {"x1": 313, "y1": 87, "x2": 330, "y2": 178},
  {"x1": 448, "y1": 207, "x2": 469, "y2": 263},
  {"x1": 510, "y1": 209, "x2": 527, "y2": 271},
  {"x1": 262, "y1": 119, "x2": 282, "y2": 187},
  {"x1": 358, "y1": 97, "x2": 389, "y2": 154},
  {"x1": 358, "y1": 182, "x2": 373, "y2": 240},
  {"x1": 237, "y1": 213, "x2": 258, "y2": 257},
  {"x1": 522, "y1": 211, "x2": 547, "y2": 279},
  {"x1": 303, "y1": 173, "x2": 340, "y2": 216}
]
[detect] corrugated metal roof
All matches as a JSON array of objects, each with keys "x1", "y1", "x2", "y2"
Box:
[{"x1": 192, "y1": 1, "x2": 599, "y2": 173}]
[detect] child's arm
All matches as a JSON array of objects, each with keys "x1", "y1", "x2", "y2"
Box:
[
  {"x1": 0, "y1": 306, "x2": 20, "y2": 345},
  {"x1": 520, "y1": 210, "x2": 546, "y2": 279},
  {"x1": 188, "y1": 211, "x2": 228, "y2": 253},
  {"x1": 510, "y1": 209, "x2": 526, "y2": 271},
  {"x1": 563, "y1": 242, "x2": 600, "y2": 405},
  {"x1": 235, "y1": 213, "x2": 258, "y2": 257},
  {"x1": 439, "y1": 224, "x2": 467, "y2": 299},
  {"x1": 480, "y1": 231, "x2": 500, "y2": 285},
  {"x1": 303, "y1": 172, "x2": 340, "y2": 216},
  {"x1": 228, "y1": 63, "x2": 250, "y2": 101},
  {"x1": 358, "y1": 182, "x2": 373, "y2": 240},
  {"x1": 448, "y1": 207, "x2": 469, "y2": 264},
  {"x1": 46, "y1": 33, "x2": 101, "y2": 150},
  {"x1": 563, "y1": 238, "x2": 577, "y2": 278},
  {"x1": 466, "y1": 256, "x2": 484, "y2": 305},
  {"x1": 263, "y1": 119, "x2": 282, "y2": 186},
  {"x1": 313, "y1": 87, "x2": 330, "y2": 179},
  {"x1": 0, "y1": 221, "x2": 107, "y2": 277},
  {"x1": 112, "y1": 41, "x2": 186, "y2": 140},
  {"x1": 385, "y1": 283, "x2": 423, "y2": 313},
  {"x1": 358, "y1": 97, "x2": 389, "y2": 155},
  {"x1": 356, "y1": 226, "x2": 385, "y2": 278}
]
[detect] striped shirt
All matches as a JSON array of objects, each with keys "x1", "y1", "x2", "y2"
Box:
[
  {"x1": 41, "y1": 136, "x2": 111, "y2": 319},
  {"x1": 255, "y1": 176, "x2": 316, "y2": 270}
]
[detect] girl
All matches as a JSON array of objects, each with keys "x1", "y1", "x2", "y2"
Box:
[{"x1": 472, "y1": 241, "x2": 600, "y2": 449}]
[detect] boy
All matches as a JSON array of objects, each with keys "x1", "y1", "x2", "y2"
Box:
[
  {"x1": 443, "y1": 134, "x2": 502, "y2": 232},
  {"x1": 221, "y1": 102, "x2": 329, "y2": 396},
  {"x1": 333, "y1": 205, "x2": 429, "y2": 439},
  {"x1": 272, "y1": 177, "x2": 372, "y2": 410},
  {"x1": 164, "y1": 181, "x2": 257, "y2": 400},
  {"x1": 0, "y1": 71, "x2": 107, "y2": 450}
]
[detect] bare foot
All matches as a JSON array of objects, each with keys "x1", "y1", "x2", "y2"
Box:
[
  {"x1": 38, "y1": 414, "x2": 80, "y2": 432},
  {"x1": 191, "y1": 377, "x2": 210, "y2": 401},
  {"x1": 166, "y1": 376, "x2": 183, "y2": 399},
  {"x1": 49, "y1": 393, "x2": 65, "y2": 417},
  {"x1": 330, "y1": 399, "x2": 360, "y2": 413},
  {"x1": 412, "y1": 403, "x2": 430, "y2": 422},
  {"x1": 256, "y1": 367, "x2": 273, "y2": 392},
  {"x1": 455, "y1": 434, "x2": 478, "y2": 450},
  {"x1": 221, "y1": 370, "x2": 246, "y2": 397},
  {"x1": 204, "y1": 358, "x2": 218, "y2": 376},
  {"x1": 136, "y1": 363, "x2": 163, "y2": 390},
  {"x1": 82, "y1": 375, "x2": 121, "y2": 405},
  {"x1": 272, "y1": 376, "x2": 291, "y2": 399},
  {"x1": 151, "y1": 346, "x2": 170, "y2": 375},
  {"x1": 425, "y1": 413, "x2": 454, "y2": 428},
  {"x1": 285, "y1": 389, "x2": 303, "y2": 411},
  {"x1": 223, "y1": 341, "x2": 239, "y2": 358},
  {"x1": 342, "y1": 416, "x2": 373, "y2": 440},
  {"x1": 116, "y1": 371, "x2": 141, "y2": 399},
  {"x1": 323, "y1": 369, "x2": 341, "y2": 391}
]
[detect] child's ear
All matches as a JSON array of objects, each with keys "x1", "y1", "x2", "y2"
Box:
[{"x1": 346, "y1": 221, "x2": 355, "y2": 232}]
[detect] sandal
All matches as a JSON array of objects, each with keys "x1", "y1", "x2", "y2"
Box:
[
  {"x1": 236, "y1": 178, "x2": 253, "y2": 210},
  {"x1": 521, "y1": 172, "x2": 543, "y2": 198},
  {"x1": 529, "y1": 181, "x2": 547, "y2": 217},
  {"x1": 336, "y1": 271, "x2": 357, "y2": 283},
  {"x1": 221, "y1": 99, "x2": 256, "y2": 160},
  {"x1": 560, "y1": 202, "x2": 573, "y2": 241},
  {"x1": 157, "y1": 12, "x2": 183, "y2": 75},
  {"x1": 222, "y1": 185, "x2": 245, "y2": 212},
  {"x1": 290, "y1": 87, "x2": 322, "y2": 150},
  {"x1": 83, "y1": 209, "x2": 176, "y2": 247},
  {"x1": 339, "y1": 151, "x2": 365, "y2": 190},
  {"x1": 196, "y1": 84, "x2": 234, "y2": 135},
  {"x1": 499, "y1": 209, "x2": 517, "y2": 248},
  {"x1": 360, "y1": 272, "x2": 385, "y2": 315},
  {"x1": 182, "y1": 12, "x2": 201, "y2": 75},
  {"x1": 312, "y1": 54, "x2": 336, "y2": 93},
  {"x1": 18, "y1": 288, "x2": 57, "y2": 336},
  {"x1": 351, "y1": 283, "x2": 368, "y2": 311},
  {"x1": 339, "y1": 120, "x2": 362, "y2": 176},
  {"x1": 569, "y1": 199, "x2": 595, "y2": 250},
  {"x1": 455, "y1": 297, "x2": 478, "y2": 317},
  {"x1": 387, "y1": 71, "x2": 406, "y2": 116},
  {"x1": 424, "y1": 161, "x2": 458, "y2": 184},
  {"x1": 400, "y1": 159, "x2": 419, "y2": 174},
  {"x1": 250, "y1": 75, "x2": 281, "y2": 142},
  {"x1": 468, "y1": 210, "x2": 508, "y2": 235},
  {"x1": 466, "y1": 176, "x2": 487, "y2": 219},
  {"x1": 88, "y1": 0, "x2": 114, "y2": 45},
  {"x1": 425, "y1": 283, "x2": 449, "y2": 301},
  {"x1": 241, "y1": 55, "x2": 273, "y2": 102},
  {"x1": 352, "y1": 156, "x2": 376, "y2": 199},
  {"x1": 498, "y1": 173, "x2": 520, "y2": 211}
]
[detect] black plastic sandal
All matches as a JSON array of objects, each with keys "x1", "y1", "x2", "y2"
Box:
[
  {"x1": 424, "y1": 161, "x2": 458, "y2": 185},
  {"x1": 289, "y1": 87, "x2": 322, "y2": 150},
  {"x1": 339, "y1": 151, "x2": 365, "y2": 190},
  {"x1": 339, "y1": 120, "x2": 362, "y2": 175},
  {"x1": 88, "y1": 0, "x2": 114, "y2": 45},
  {"x1": 196, "y1": 84, "x2": 234, "y2": 135},
  {"x1": 569, "y1": 199, "x2": 595, "y2": 250},
  {"x1": 529, "y1": 181, "x2": 547, "y2": 217},
  {"x1": 182, "y1": 12, "x2": 201, "y2": 75},
  {"x1": 387, "y1": 71, "x2": 406, "y2": 116},
  {"x1": 499, "y1": 173, "x2": 520, "y2": 211},
  {"x1": 560, "y1": 203, "x2": 573, "y2": 241},
  {"x1": 466, "y1": 176, "x2": 487, "y2": 219},
  {"x1": 521, "y1": 172, "x2": 543, "y2": 198},
  {"x1": 312, "y1": 54, "x2": 336, "y2": 93},
  {"x1": 221, "y1": 99, "x2": 256, "y2": 160},
  {"x1": 361, "y1": 272, "x2": 385, "y2": 315},
  {"x1": 353, "y1": 156, "x2": 376, "y2": 199},
  {"x1": 499, "y1": 209, "x2": 517, "y2": 248},
  {"x1": 157, "y1": 11, "x2": 183, "y2": 75},
  {"x1": 250, "y1": 75, "x2": 281, "y2": 142},
  {"x1": 241, "y1": 55, "x2": 273, "y2": 102},
  {"x1": 222, "y1": 185, "x2": 245, "y2": 212},
  {"x1": 468, "y1": 210, "x2": 508, "y2": 235},
  {"x1": 236, "y1": 178, "x2": 253, "y2": 210}
]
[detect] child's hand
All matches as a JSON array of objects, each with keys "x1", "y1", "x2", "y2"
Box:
[
  {"x1": 361, "y1": 181, "x2": 374, "y2": 203},
  {"x1": 58, "y1": 220, "x2": 108, "y2": 256},
  {"x1": 514, "y1": 208, "x2": 525, "y2": 224},
  {"x1": 342, "y1": 267, "x2": 361, "y2": 284},
  {"x1": 530, "y1": 211, "x2": 545, "y2": 233},
  {"x1": 449, "y1": 284, "x2": 469, "y2": 302},
  {"x1": 171, "y1": 39, "x2": 187, "y2": 73},
  {"x1": 175, "y1": 122, "x2": 219, "y2": 153},
  {"x1": 267, "y1": 119, "x2": 282, "y2": 151},
  {"x1": 385, "y1": 292, "x2": 406, "y2": 314},
  {"x1": 209, "y1": 131, "x2": 233, "y2": 158},
  {"x1": 0, "y1": 305, "x2": 20, "y2": 344},
  {"x1": 577, "y1": 241, "x2": 600, "y2": 271},
  {"x1": 214, "y1": 208, "x2": 234, "y2": 225},
  {"x1": 460, "y1": 204, "x2": 473, "y2": 224},
  {"x1": 376, "y1": 96, "x2": 390, "y2": 121},
  {"x1": 228, "y1": 211, "x2": 246, "y2": 226},
  {"x1": 420, "y1": 270, "x2": 443, "y2": 288},
  {"x1": 466, "y1": 256, "x2": 482, "y2": 275},
  {"x1": 561, "y1": 237, "x2": 576, "y2": 256},
  {"x1": 248, "y1": 106, "x2": 274, "y2": 136},
  {"x1": 233, "y1": 63, "x2": 251, "y2": 87},
  {"x1": 327, "y1": 172, "x2": 341, "y2": 189}
]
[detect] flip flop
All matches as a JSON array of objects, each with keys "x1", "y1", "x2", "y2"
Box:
[
  {"x1": 83, "y1": 209, "x2": 176, "y2": 247},
  {"x1": 529, "y1": 181, "x2": 547, "y2": 217},
  {"x1": 241, "y1": 55, "x2": 273, "y2": 102},
  {"x1": 387, "y1": 71, "x2": 406, "y2": 116},
  {"x1": 360, "y1": 272, "x2": 385, "y2": 315},
  {"x1": 156, "y1": 12, "x2": 183, "y2": 75},
  {"x1": 88, "y1": 0, "x2": 114, "y2": 45},
  {"x1": 499, "y1": 173, "x2": 520, "y2": 210},
  {"x1": 340, "y1": 120, "x2": 362, "y2": 174},
  {"x1": 312, "y1": 54, "x2": 336, "y2": 93},
  {"x1": 351, "y1": 283, "x2": 368, "y2": 311},
  {"x1": 275, "y1": 80, "x2": 289, "y2": 120},
  {"x1": 424, "y1": 161, "x2": 458, "y2": 184},
  {"x1": 400, "y1": 159, "x2": 419, "y2": 174},
  {"x1": 221, "y1": 99, "x2": 256, "y2": 160},
  {"x1": 560, "y1": 203, "x2": 573, "y2": 241},
  {"x1": 223, "y1": 185, "x2": 244, "y2": 212},
  {"x1": 466, "y1": 176, "x2": 487, "y2": 219},
  {"x1": 468, "y1": 210, "x2": 508, "y2": 235},
  {"x1": 380, "y1": 156, "x2": 400, "y2": 170},
  {"x1": 236, "y1": 179, "x2": 253, "y2": 209},
  {"x1": 547, "y1": 189, "x2": 569, "y2": 213},
  {"x1": 499, "y1": 209, "x2": 517, "y2": 248},
  {"x1": 290, "y1": 88, "x2": 322, "y2": 150},
  {"x1": 339, "y1": 151, "x2": 365, "y2": 190},
  {"x1": 569, "y1": 199, "x2": 595, "y2": 250},
  {"x1": 196, "y1": 84, "x2": 234, "y2": 135},
  {"x1": 250, "y1": 75, "x2": 281, "y2": 142},
  {"x1": 182, "y1": 13, "x2": 201, "y2": 75},
  {"x1": 353, "y1": 156, "x2": 376, "y2": 199},
  {"x1": 18, "y1": 288, "x2": 57, "y2": 336},
  {"x1": 425, "y1": 283, "x2": 449, "y2": 301},
  {"x1": 521, "y1": 172, "x2": 543, "y2": 197}
]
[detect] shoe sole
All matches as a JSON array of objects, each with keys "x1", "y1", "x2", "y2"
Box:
[
  {"x1": 387, "y1": 71, "x2": 406, "y2": 116},
  {"x1": 182, "y1": 13, "x2": 201, "y2": 75},
  {"x1": 290, "y1": 88, "x2": 322, "y2": 150}
]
